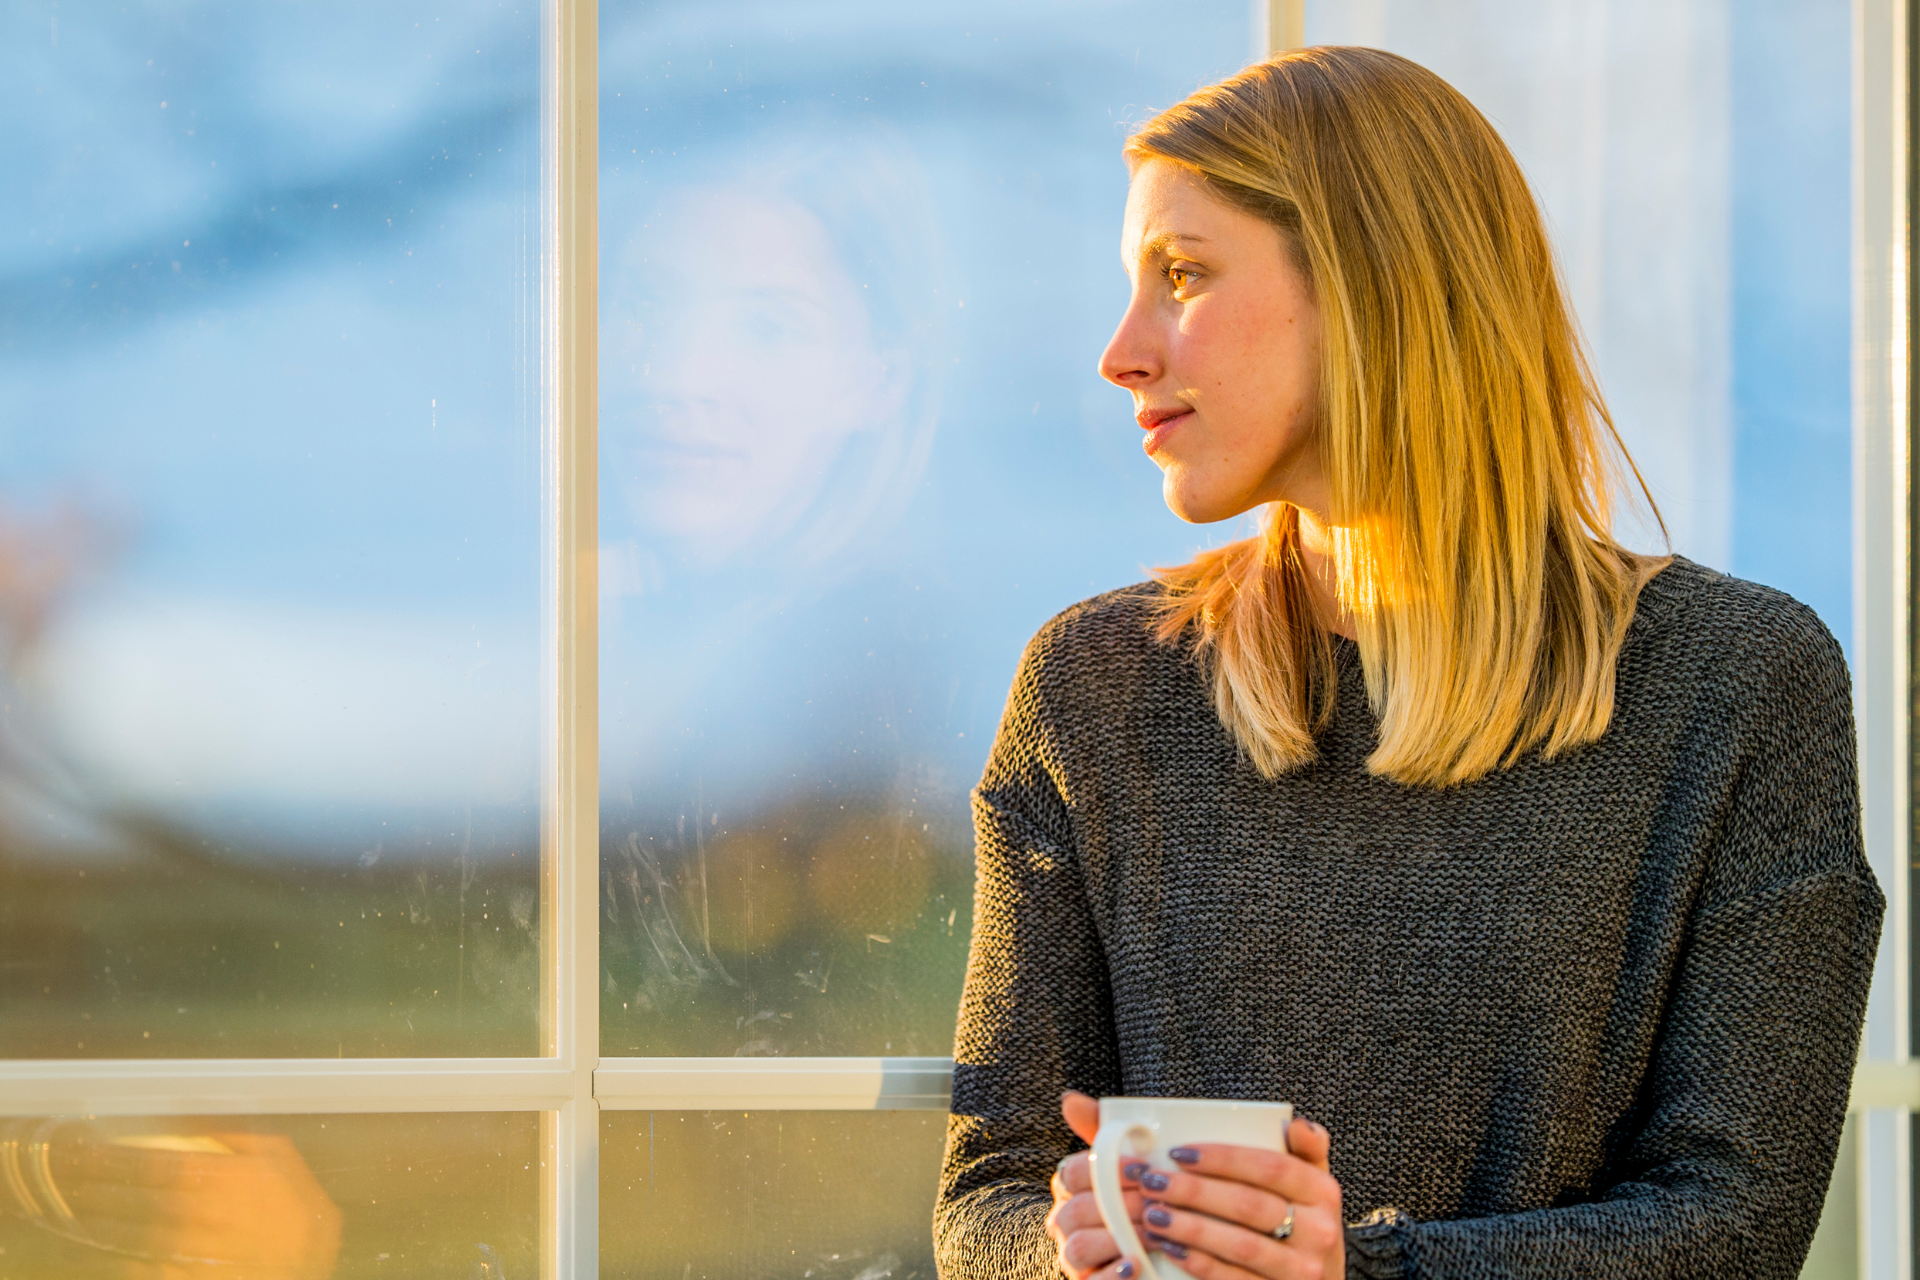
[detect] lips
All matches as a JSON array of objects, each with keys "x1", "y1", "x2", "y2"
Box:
[{"x1": 1138, "y1": 406, "x2": 1194, "y2": 456}]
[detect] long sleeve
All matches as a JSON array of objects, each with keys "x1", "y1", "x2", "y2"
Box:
[
  {"x1": 927, "y1": 566, "x2": 1881, "y2": 1280},
  {"x1": 934, "y1": 627, "x2": 1124, "y2": 1280},
  {"x1": 1350, "y1": 625, "x2": 1884, "y2": 1279}
]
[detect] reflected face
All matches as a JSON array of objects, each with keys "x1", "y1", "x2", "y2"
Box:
[
  {"x1": 605, "y1": 186, "x2": 902, "y2": 558},
  {"x1": 1099, "y1": 158, "x2": 1326, "y2": 524}
]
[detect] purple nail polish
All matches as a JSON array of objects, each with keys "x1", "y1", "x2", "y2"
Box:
[
  {"x1": 1123, "y1": 1162, "x2": 1149, "y2": 1181},
  {"x1": 1140, "y1": 1170, "x2": 1171, "y2": 1192},
  {"x1": 1160, "y1": 1240, "x2": 1190, "y2": 1260},
  {"x1": 1145, "y1": 1205, "x2": 1174, "y2": 1228},
  {"x1": 1117, "y1": 1262, "x2": 1137, "y2": 1279},
  {"x1": 1169, "y1": 1146, "x2": 1200, "y2": 1165}
]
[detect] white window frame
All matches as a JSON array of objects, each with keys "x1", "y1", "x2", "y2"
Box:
[
  {"x1": 1852, "y1": 0, "x2": 1915, "y2": 1277},
  {"x1": 0, "y1": 4, "x2": 953, "y2": 1277},
  {"x1": 0, "y1": 3, "x2": 1907, "y2": 1278}
]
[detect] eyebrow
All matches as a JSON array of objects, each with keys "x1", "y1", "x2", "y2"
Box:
[{"x1": 1133, "y1": 231, "x2": 1211, "y2": 266}]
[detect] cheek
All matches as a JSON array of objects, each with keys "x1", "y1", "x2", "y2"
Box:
[
  {"x1": 1181, "y1": 299, "x2": 1314, "y2": 422},
  {"x1": 1177, "y1": 301, "x2": 1271, "y2": 396}
]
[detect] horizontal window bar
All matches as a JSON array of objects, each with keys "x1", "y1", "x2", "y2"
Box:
[
  {"x1": 1849, "y1": 1059, "x2": 1920, "y2": 1110},
  {"x1": 594, "y1": 1057, "x2": 954, "y2": 1111},
  {"x1": 0, "y1": 1057, "x2": 957, "y2": 1116},
  {"x1": 0, "y1": 1058, "x2": 579, "y2": 1116},
  {"x1": 0, "y1": 1058, "x2": 1900, "y2": 1116}
]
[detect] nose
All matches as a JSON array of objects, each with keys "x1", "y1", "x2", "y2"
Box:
[{"x1": 1098, "y1": 287, "x2": 1161, "y2": 390}]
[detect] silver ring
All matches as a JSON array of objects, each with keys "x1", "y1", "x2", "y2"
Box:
[{"x1": 1271, "y1": 1202, "x2": 1295, "y2": 1241}]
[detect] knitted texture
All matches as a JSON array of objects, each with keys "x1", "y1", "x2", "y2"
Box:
[{"x1": 934, "y1": 557, "x2": 1882, "y2": 1280}]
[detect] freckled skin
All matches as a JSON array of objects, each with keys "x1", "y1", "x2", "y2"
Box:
[{"x1": 1097, "y1": 159, "x2": 1329, "y2": 526}]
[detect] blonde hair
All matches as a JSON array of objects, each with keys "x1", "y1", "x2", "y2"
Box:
[{"x1": 1135, "y1": 47, "x2": 1666, "y2": 788}]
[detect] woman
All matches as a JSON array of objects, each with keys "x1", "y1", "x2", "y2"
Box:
[{"x1": 934, "y1": 46, "x2": 1880, "y2": 1280}]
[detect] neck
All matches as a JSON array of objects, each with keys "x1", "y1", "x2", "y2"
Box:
[{"x1": 1293, "y1": 507, "x2": 1358, "y2": 641}]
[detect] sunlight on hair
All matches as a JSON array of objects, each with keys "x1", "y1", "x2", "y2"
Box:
[{"x1": 1143, "y1": 47, "x2": 1670, "y2": 788}]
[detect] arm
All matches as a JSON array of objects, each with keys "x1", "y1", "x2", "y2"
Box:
[
  {"x1": 1353, "y1": 625, "x2": 1883, "y2": 1279},
  {"x1": 1123, "y1": 620, "x2": 1882, "y2": 1280},
  {"x1": 935, "y1": 635, "x2": 1125, "y2": 1280},
  {"x1": 1352, "y1": 870, "x2": 1880, "y2": 1279}
]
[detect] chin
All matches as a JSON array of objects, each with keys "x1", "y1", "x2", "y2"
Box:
[{"x1": 1160, "y1": 473, "x2": 1251, "y2": 526}]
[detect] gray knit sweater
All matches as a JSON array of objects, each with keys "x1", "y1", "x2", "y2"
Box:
[{"x1": 935, "y1": 557, "x2": 1882, "y2": 1280}]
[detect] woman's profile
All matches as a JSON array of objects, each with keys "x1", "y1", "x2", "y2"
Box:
[{"x1": 935, "y1": 47, "x2": 1879, "y2": 1280}]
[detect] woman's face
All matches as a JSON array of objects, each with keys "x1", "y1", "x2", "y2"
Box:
[
  {"x1": 1099, "y1": 158, "x2": 1326, "y2": 524},
  {"x1": 604, "y1": 184, "x2": 901, "y2": 561}
]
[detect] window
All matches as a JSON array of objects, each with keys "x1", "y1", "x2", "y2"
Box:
[{"x1": 0, "y1": 2, "x2": 1903, "y2": 1277}]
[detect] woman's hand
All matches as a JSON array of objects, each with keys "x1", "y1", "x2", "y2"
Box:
[
  {"x1": 1048, "y1": 1091, "x2": 1149, "y2": 1279},
  {"x1": 1047, "y1": 1091, "x2": 1346, "y2": 1280},
  {"x1": 1134, "y1": 1113, "x2": 1344, "y2": 1280}
]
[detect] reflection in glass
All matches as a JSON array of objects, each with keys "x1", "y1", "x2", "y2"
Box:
[
  {"x1": 596, "y1": 0, "x2": 1247, "y2": 1057},
  {"x1": 0, "y1": 3, "x2": 540, "y2": 1055},
  {"x1": 0, "y1": 1112, "x2": 535, "y2": 1278},
  {"x1": 602, "y1": 1110, "x2": 946, "y2": 1279}
]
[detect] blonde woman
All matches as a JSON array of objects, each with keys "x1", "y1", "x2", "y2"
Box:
[{"x1": 935, "y1": 47, "x2": 1880, "y2": 1280}]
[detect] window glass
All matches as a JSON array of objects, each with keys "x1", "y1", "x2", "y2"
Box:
[
  {"x1": 602, "y1": 1110, "x2": 947, "y2": 1278},
  {"x1": 0, "y1": 1112, "x2": 536, "y2": 1277},
  {"x1": 1305, "y1": 2, "x2": 1854, "y2": 647},
  {"x1": 596, "y1": 0, "x2": 1248, "y2": 1056},
  {"x1": 0, "y1": 3, "x2": 541, "y2": 1055}
]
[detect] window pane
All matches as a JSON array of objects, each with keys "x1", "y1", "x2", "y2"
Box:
[
  {"x1": 596, "y1": 1, "x2": 1248, "y2": 1056},
  {"x1": 1303, "y1": 2, "x2": 1854, "y2": 644},
  {"x1": 0, "y1": 1112, "x2": 536, "y2": 1277},
  {"x1": 0, "y1": 4, "x2": 541, "y2": 1055},
  {"x1": 602, "y1": 1110, "x2": 945, "y2": 1278}
]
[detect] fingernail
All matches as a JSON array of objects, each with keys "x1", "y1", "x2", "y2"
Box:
[
  {"x1": 1123, "y1": 1161, "x2": 1149, "y2": 1181},
  {"x1": 1117, "y1": 1262, "x2": 1137, "y2": 1279},
  {"x1": 1309, "y1": 1121, "x2": 1326, "y2": 1135},
  {"x1": 1145, "y1": 1205, "x2": 1174, "y2": 1228},
  {"x1": 1140, "y1": 1170, "x2": 1171, "y2": 1192},
  {"x1": 1159, "y1": 1240, "x2": 1190, "y2": 1260},
  {"x1": 1168, "y1": 1146, "x2": 1200, "y2": 1165}
]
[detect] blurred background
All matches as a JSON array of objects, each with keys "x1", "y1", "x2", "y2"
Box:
[{"x1": 0, "y1": 0, "x2": 1857, "y2": 1276}]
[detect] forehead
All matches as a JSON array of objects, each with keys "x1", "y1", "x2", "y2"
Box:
[{"x1": 1120, "y1": 157, "x2": 1231, "y2": 258}]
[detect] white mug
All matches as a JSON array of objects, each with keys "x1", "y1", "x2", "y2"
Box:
[{"x1": 1089, "y1": 1096, "x2": 1293, "y2": 1280}]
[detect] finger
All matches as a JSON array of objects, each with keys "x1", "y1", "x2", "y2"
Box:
[
  {"x1": 1144, "y1": 1199, "x2": 1342, "y2": 1275},
  {"x1": 1055, "y1": 1149, "x2": 1149, "y2": 1199},
  {"x1": 1160, "y1": 1143, "x2": 1340, "y2": 1212},
  {"x1": 1062, "y1": 1091, "x2": 1101, "y2": 1144},
  {"x1": 1141, "y1": 1202, "x2": 1309, "y2": 1280},
  {"x1": 1090, "y1": 1252, "x2": 1150, "y2": 1280},
  {"x1": 1134, "y1": 1163, "x2": 1289, "y2": 1239},
  {"x1": 1048, "y1": 1189, "x2": 1151, "y2": 1238},
  {"x1": 1285, "y1": 1118, "x2": 1331, "y2": 1172},
  {"x1": 1141, "y1": 1235, "x2": 1271, "y2": 1280},
  {"x1": 1060, "y1": 1225, "x2": 1123, "y2": 1276}
]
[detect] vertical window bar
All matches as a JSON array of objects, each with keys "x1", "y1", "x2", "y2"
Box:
[
  {"x1": 1855, "y1": 0, "x2": 1912, "y2": 1273},
  {"x1": 1258, "y1": 0, "x2": 1307, "y2": 55},
  {"x1": 541, "y1": 0, "x2": 600, "y2": 1275}
]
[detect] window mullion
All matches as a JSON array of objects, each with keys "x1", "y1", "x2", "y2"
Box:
[
  {"x1": 542, "y1": 0, "x2": 599, "y2": 1274},
  {"x1": 1853, "y1": 0, "x2": 1912, "y2": 1272}
]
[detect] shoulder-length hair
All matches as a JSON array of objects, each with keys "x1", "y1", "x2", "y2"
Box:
[{"x1": 1135, "y1": 47, "x2": 1666, "y2": 788}]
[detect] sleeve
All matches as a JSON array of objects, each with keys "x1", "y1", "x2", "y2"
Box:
[
  {"x1": 1349, "y1": 620, "x2": 1886, "y2": 1280},
  {"x1": 933, "y1": 627, "x2": 1125, "y2": 1280}
]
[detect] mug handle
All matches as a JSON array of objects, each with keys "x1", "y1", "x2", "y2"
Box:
[{"x1": 1090, "y1": 1113, "x2": 1155, "y2": 1273}]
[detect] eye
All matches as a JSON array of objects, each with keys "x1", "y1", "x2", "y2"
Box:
[{"x1": 1162, "y1": 261, "x2": 1201, "y2": 294}]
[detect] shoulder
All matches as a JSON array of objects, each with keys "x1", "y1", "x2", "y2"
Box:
[
  {"x1": 1001, "y1": 581, "x2": 1194, "y2": 734},
  {"x1": 1019, "y1": 581, "x2": 1168, "y2": 672},
  {"x1": 1625, "y1": 555, "x2": 1847, "y2": 696}
]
